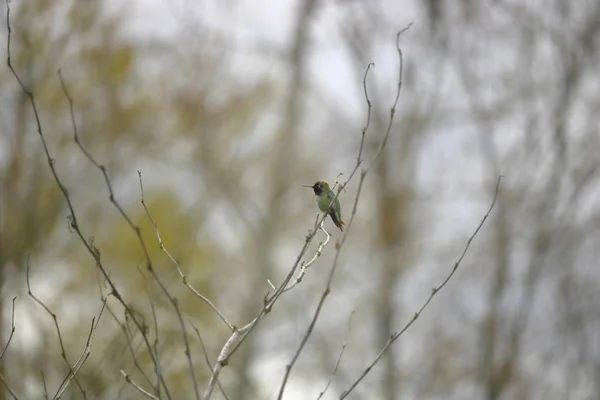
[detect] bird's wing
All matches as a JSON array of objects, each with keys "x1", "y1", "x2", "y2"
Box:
[
  {"x1": 326, "y1": 191, "x2": 341, "y2": 214},
  {"x1": 326, "y1": 191, "x2": 336, "y2": 208}
]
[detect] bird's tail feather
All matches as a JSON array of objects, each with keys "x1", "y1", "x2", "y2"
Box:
[{"x1": 330, "y1": 211, "x2": 345, "y2": 232}]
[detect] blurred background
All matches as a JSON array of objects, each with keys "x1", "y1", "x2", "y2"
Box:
[{"x1": 1, "y1": 0, "x2": 600, "y2": 399}]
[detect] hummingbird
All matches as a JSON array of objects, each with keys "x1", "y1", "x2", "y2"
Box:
[{"x1": 303, "y1": 181, "x2": 345, "y2": 231}]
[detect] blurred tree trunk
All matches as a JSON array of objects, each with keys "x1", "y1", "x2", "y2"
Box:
[
  {"x1": 234, "y1": 1, "x2": 317, "y2": 398},
  {"x1": 373, "y1": 114, "x2": 423, "y2": 399},
  {"x1": 0, "y1": 88, "x2": 35, "y2": 400},
  {"x1": 375, "y1": 150, "x2": 402, "y2": 400}
]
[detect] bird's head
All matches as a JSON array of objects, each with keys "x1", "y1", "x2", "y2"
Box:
[{"x1": 302, "y1": 180, "x2": 330, "y2": 195}]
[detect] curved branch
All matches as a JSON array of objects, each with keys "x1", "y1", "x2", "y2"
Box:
[{"x1": 339, "y1": 175, "x2": 502, "y2": 399}]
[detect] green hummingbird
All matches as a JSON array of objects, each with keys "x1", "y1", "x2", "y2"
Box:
[{"x1": 303, "y1": 181, "x2": 345, "y2": 231}]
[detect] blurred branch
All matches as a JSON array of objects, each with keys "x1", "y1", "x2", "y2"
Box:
[
  {"x1": 340, "y1": 175, "x2": 502, "y2": 399},
  {"x1": 0, "y1": 371, "x2": 19, "y2": 400},
  {"x1": 0, "y1": 297, "x2": 16, "y2": 360},
  {"x1": 41, "y1": 371, "x2": 48, "y2": 400},
  {"x1": 277, "y1": 24, "x2": 412, "y2": 399}
]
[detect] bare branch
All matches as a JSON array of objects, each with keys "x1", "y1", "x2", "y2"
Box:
[
  {"x1": 368, "y1": 22, "x2": 413, "y2": 170},
  {"x1": 204, "y1": 215, "x2": 328, "y2": 393},
  {"x1": 202, "y1": 329, "x2": 244, "y2": 400},
  {"x1": 53, "y1": 299, "x2": 107, "y2": 399},
  {"x1": 190, "y1": 324, "x2": 231, "y2": 400},
  {"x1": 356, "y1": 62, "x2": 374, "y2": 164},
  {"x1": 0, "y1": 371, "x2": 20, "y2": 400},
  {"x1": 26, "y1": 257, "x2": 88, "y2": 398},
  {"x1": 340, "y1": 175, "x2": 502, "y2": 399},
  {"x1": 317, "y1": 310, "x2": 355, "y2": 400},
  {"x1": 41, "y1": 371, "x2": 49, "y2": 400},
  {"x1": 137, "y1": 171, "x2": 235, "y2": 331},
  {"x1": 120, "y1": 370, "x2": 159, "y2": 400},
  {"x1": 165, "y1": 295, "x2": 200, "y2": 400},
  {"x1": 140, "y1": 268, "x2": 163, "y2": 399},
  {"x1": 282, "y1": 222, "x2": 330, "y2": 292}
]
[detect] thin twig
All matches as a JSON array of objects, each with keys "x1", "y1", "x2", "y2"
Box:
[
  {"x1": 41, "y1": 371, "x2": 49, "y2": 400},
  {"x1": 104, "y1": 302, "x2": 155, "y2": 390},
  {"x1": 165, "y1": 294, "x2": 200, "y2": 400},
  {"x1": 191, "y1": 324, "x2": 231, "y2": 400},
  {"x1": 369, "y1": 23, "x2": 413, "y2": 163},
  {"x1": 140, "y1": 268, "x2": 163, "y2": 398},
  {"x1": 120, "y1": 370, "x2": 159, "y2": 400},
  {"x1": 135, "y1": 176, "x2": 202, "y2": 400},
  {"x1": 339, "y1": 176, "x2": 503, "y2": 399},
  {"x1": 53, "y1": 299, "x2": 107, "y2": 399},
  {"x1": 0, "y1": 371, "x2": 20, "y2": 400},
  {"x1": 137, "y1": 171, "x2": 235, "y2": 331},
  {"x1": 316, "y1": 310, "x2": 355, "y2": 400},
  {"x1": 0, "y1": 297, "x2": 17, "y2": 360},
  {"x1": 283, "y1": 222, "x2": 330, "y2": 292},
  {"x1": 26, "y1": 257, "x2": 87, "y2": 398}
]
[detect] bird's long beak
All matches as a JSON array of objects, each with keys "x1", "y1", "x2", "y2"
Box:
[{"x1": 302, "y1": 185, "x2": 313, "y2": 188}]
